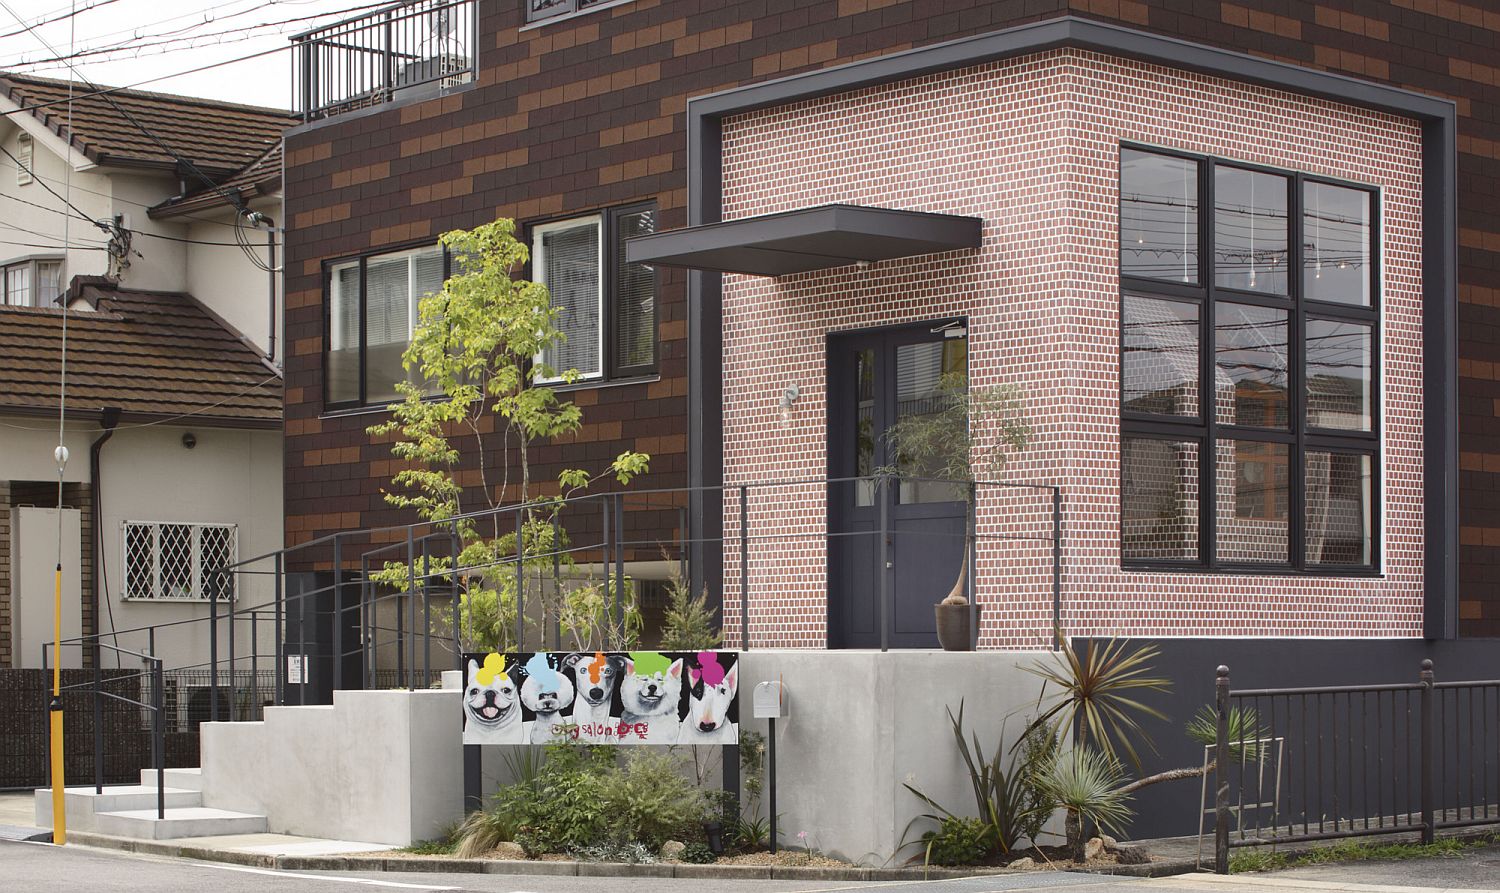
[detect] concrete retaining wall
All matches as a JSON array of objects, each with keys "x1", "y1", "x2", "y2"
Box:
[{"x1": 196, "y1": 650, "x2": 1051, "y2": 860}]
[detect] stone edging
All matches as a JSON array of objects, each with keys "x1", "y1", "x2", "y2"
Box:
[{"x1": 60, "y1": 830, "x2": 1196, "y2": 880}]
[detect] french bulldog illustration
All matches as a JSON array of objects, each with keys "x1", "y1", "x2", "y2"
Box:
[{"x1": 463, "y1": 654, "x2": 522, "y2": 744}]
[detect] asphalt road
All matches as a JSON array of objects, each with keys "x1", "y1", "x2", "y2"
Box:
[{"x1": 6, "y1": 840, "x2": 1500, "y2": 893}]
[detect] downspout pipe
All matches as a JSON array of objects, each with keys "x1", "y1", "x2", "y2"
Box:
[
  {"x1": 266, "y1": 220, "x2": 277, "y2": 364},
  {"x1": 90, "y1": 407, "x2": 121, "y2": 659}
]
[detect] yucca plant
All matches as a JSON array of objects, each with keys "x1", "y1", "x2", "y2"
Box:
[
  {"x1": 1023, "y1": 637, "x2": 1171, "y2": 772},
  {"x1": 1120, "y1": 704, "x2": 1269, "y2": 794},
  {"x1": 1034, "y1": 748, "x2": 1134, "y2": 862}
]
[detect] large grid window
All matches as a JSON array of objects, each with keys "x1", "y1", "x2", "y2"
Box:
[
  {"x1": 123, "y1": 521, "x2": 238, "y2": 601},
  {"x1": 325, "y1": 244, "x2": 447, "y2": 407},
  {"x1": 530, "y1": 202, "x2": 657, "y2": 383},
  {"x1": 1119, "y1": 145, "x2": 1379, "y2": 572}
]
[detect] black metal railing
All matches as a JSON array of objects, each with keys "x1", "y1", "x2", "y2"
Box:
[
  {"x1": 1213, "y1": 661, "x2": 1500, "y2": 872},
  {"x1": 292, "y1": 0, "x2": 477, "y2": 122},
  {"x1": 52, "y1": 474, "x2": 1062, "y2": 787},
  {"x1": 40, "y1": 640, "x2": 165, "y2": 818}
]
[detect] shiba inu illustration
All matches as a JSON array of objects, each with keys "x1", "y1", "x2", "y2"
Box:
[
  {"x1": 677, "y1": 651, "x2": 738, "y2": 744},
  {"x1": 619, "y1": 651, "x2": 683, "y2": 743},
  {"x1": 519, "y1": 652, "x2": 575, "y2": 744},
  {"x1": 564, "y1": 651, "x2": 624, "y2": 742},
  {"x1": 463, "y1": 654, "x2": 522, "y2": 744}
]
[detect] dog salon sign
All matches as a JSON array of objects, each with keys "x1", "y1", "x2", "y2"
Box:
[{"x1": 462, "y1": 650, "x2": 740, "y2": 746}]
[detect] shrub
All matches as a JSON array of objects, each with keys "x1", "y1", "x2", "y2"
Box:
[
  {"x1": 680, "y1": 842, "x2": 717, "y2": 864},
  {"x1": 600, "y1": 749, "x2": 713, "y2": 848},
  {"x1": 452, "y1": 809, "x2": 517, "y2": 858},
  {"x1": 498, "y1": 744, "x2": 615, "y2": 855},
  {"x1": 923, "y1": 816, "x2": 992, "y2": 866},
  {"x1": 658, "y1": 566, "x2": 721, "y2": 651},
  {"x1": 1034, "y1": 747, "x2": 1134, "y2": 862}
]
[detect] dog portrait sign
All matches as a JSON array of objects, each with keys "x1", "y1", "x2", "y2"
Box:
[{"x1": 461, "y1": 650, "x2": 740, "y2": 746}]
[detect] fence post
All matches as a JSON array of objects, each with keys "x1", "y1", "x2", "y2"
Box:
[
  {"x1": 92, "y1": 639, "x2": 102, "y2": 794},
  {"x1": 153, "y1": 655, "x2": 164, "y2": 819},
  {"x1": 450, "y1": 522, "x2": 462, "y2": 658},
  {"x1": 1420, "y1": 659, "x2": 1435, "y2": 844},
  {"x1": 515, "y1": 510, "x2": 525, "y2": 653},
  {"x1": 209, "y1": 572, "x2": 219, "y2": 723},
  {"x1": 273, "y1": 552, "x2": 283, "y2": 706},
  {"x1": 1214, "y1": 664, "x2": 1231, "y2": 874},
  {"x1": 966, "y1": 482, "x2": 977, "y2": 650},
  {"x1": 739, "y1": 485, "x2": 749, "y2": 650},
  {"x1": 226, "y1": 570, "x2": 236, "y2": 719},
  {"x1": 614, "y1": 495, "x2": 625, "y2": 643},
  {"x1": 879, "y1": 475, "x2": 890, "y2": 654},
  {"x1": 334, "y1": 536, "x2": 345, "y2": 694},
  {"x1": 1051, "y1": 487, "x2": 1062, "y2": 650}
]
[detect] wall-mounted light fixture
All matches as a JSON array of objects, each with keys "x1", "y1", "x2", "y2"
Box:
[
  {"x1": 779, "y1": 383, "x2": 800, "y2": 425},
  {"x1": 181, "y1": 432, "x2": 197, "y2": 450}
]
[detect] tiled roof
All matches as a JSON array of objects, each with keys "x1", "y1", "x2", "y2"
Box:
[
  {"x1": 0, "y1": 282, "x2": 281, "y2": 427},
  {"x1": 150, "y1": 142, "x2": 282, "y2": 220},
  {"x1": 0, "y1": 73, "x2": 294, "y2": 177}
]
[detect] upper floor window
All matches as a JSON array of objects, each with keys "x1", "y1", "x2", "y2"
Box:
[
  {"x1": 1118, "y1": 146, "x2": 1378, "y2": 572},
  {"x1": 530, "y1": 203, "x2": 657, "y2": 383},
  {"x1": 526, "y1": 0, "x2": 620, "y2": 24},
  {"x1": 325, "y1": 244, "x2": 446, "y2": 407},
  {"x1": 3, "y1": 257, "x2": 62, "y2": 307}
]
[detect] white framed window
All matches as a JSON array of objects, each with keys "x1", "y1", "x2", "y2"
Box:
[
  {"x1": 325, "y1": 243, "x2": 446, "y2": 406},
  {"x1": 15, "y1": 133, "x2": 33, "y2": 186},
  {"x1": 533, "y1": 215, "x2": 604, "y2": 382},
  {"x1": 122, "y1": 521, "x2": 239, "y2": 601},
  {"x1": 3, "y1": 257, "x2": 62, "y2": 307}
]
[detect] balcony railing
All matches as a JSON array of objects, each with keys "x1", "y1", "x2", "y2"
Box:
[{"x1": 292, "y1": 0, "x2": 476, "y2": 122}]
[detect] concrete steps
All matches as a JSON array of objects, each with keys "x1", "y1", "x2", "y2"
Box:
[
  {"x1": 33, "y1": 785, "x2": 203, "y2": 832},
  {"x1": 39, "y1": 767, "x2": 269, "y2": 840},
  {"x1": 94, "y1": 806, "x2": 269, "y2": 840}
]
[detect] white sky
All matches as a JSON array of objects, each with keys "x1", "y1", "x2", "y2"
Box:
[{"x1": 0, "y1": 0, "x2": 379, "y2": 109}]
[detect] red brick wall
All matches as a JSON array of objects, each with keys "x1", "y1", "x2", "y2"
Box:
[{"x1": 717, "y1": 50, "x2": 1425, "y2": 648}]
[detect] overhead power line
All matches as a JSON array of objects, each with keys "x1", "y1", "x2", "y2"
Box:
[{"x1": 0, "y1": 0, "x2": 116, "y2": 41}]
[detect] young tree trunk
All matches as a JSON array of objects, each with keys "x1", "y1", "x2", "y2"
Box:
[
  {"x1": 1065, "y1": 810, "x2": 1084, "y2": 863},
  {"x1": 1119, "y1": 763, "x2": 1212, "y2": 795}
]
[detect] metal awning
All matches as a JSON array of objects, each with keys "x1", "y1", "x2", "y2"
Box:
[{"x1": 624, "y1": 204, "x2": 984, "y2": 277}]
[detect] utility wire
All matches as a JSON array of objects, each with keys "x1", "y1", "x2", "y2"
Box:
[{"x1": 0, "y1": 0, "x2": 116, "y2": 40}]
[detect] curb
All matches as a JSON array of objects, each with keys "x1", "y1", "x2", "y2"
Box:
[{"x1": 55, "y1": 831, "x2": 1201, "y2": 881}]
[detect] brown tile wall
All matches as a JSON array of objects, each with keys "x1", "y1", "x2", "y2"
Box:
[{"x1": 282, "y1": 0, "x2": 1500, "y2": 634}]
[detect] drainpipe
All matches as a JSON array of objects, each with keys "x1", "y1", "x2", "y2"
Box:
[
  {"x1": 90, "y1": 407, "x2": 121, "y2": 662},
  {"x1": 243, "y1": 210, "x2": 278, "y2": 364}
]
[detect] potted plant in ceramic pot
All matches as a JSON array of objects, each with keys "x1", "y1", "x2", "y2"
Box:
[{"x1": 881, "y1": 371, "x2": 1029, "y2": 651}]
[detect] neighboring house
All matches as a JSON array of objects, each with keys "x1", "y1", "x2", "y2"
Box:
[
  {"x1": 0, "y1": 73, "x2": 291, "y2": 673},
  {"x1": 278, "y1": 2, "x2": 1491, "y2": 661}
]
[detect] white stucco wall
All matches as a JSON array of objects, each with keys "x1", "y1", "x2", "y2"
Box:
[
  {"x1": 97, "y1": 424, "x2": 283, "y2": 671},
  {"x1": 184, "y1": 202, "x2": 280, "y2": 356},
  {"x1": 0, "y1": 116, "x2": 115, "y2": 285}
]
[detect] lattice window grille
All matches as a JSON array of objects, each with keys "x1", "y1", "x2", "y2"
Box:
[{"x1": 122, "y1": 521, "x2": 238, "y2": 601}]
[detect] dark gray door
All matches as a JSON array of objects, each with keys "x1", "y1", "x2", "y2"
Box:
[{"x1": 827, "y1": 324, "x2": 968, "y2": 649}]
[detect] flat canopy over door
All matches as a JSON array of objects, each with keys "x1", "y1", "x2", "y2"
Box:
[{"x1": 624, "y1": 204, "x2": 983, "y2": 277}]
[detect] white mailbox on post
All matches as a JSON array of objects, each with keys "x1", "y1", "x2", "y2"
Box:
[{"x1": 753, "y1": 680, "x2": 788, "y2": 719}]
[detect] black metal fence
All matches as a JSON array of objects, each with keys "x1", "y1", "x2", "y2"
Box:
[
  {"x1": 293, "y1": 0, "x2": 477, "y2": 121},
  {"x1": 1213, "y1": 661, "x2": 1500, "y2": 872}
]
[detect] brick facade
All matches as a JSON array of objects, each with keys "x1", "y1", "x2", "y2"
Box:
[
  {"x1": 717, "y1": 49, "x2": 1425, "y2": 648},
  {"x1": 282, "y1": 1, "x2": 1500, "y2": 635}
]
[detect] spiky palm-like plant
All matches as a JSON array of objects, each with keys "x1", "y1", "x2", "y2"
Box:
[
  {"x1": 1034, "y1": 748, "x2": 1135, "y2": 862},
  {"x1": 1022, "y1": 637, "x2": 1171, "y2": 772}
]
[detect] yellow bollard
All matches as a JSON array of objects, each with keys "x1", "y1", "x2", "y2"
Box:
[{"x1": 50, "y1": 564, "x2": 65, "y2": 846}]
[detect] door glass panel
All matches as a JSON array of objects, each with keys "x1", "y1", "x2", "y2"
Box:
[
  {"x1": 854, "y1": 348, "x2": 876, "y2": 507},
  {"x1": 893, "y1": 338, "x2": 968, "y2": 504}
]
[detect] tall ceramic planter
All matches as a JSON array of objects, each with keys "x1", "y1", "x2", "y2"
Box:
[{"x1": 935, "y1": 603, "x2": 979, "y2": 651}]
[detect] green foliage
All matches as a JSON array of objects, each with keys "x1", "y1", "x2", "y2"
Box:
[
  {"x1": 1023, "y1": 637, "x2": 1171, "y2": 772},
  {"x1": 1231, "y1": 836, "x2": 1494, "y2": 874},
  {"x1": 922, "y1": 816, "x2": 993, "y2": 866},
  {"x1": 657, "y1": 568, "x2": 721, "y2": 651},
  {"x1": 901, "y1": 702, "x2": 1051, "y2": 861},
  {"x1": 680, "y1": 842, "x2": 717, "y2": 864},
  {"x1": 728, "y1": 814, "x2": 771, "y2": 851},
  {"x1": 1229, "y1": 850, "x2": 1290, "y2": 873},
  {"x1": 572, "y1": 841, "x2": 658, "y2": 863},
  {"x1": 1033, "y1": 748, "x2": 1134, "y2": 861},
  {"x1": 364, "y1": 218, "x2": 650, "y2": 654},
  {"x1": 480, "y1": 743, "x2": 711, "y2": 857},
  {"x1": 1014, "y1": 722, "x2": 1060, "y2": 846},
  {"x1": 401, "y1": 822, "x2": 460, "y2": 855},
  {"x1": 1186, "y1": 704, "x2": 1269, "y2": 762},
  {"x1": 598, "y1": 749, "x2": 714, "y2": 848},
  {"x1": 879, "y1": 372, "x2": 1030, "y2": 486}
]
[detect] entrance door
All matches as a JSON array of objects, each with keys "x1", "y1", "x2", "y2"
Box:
[{"x1": 827, "y1": 323, "x2": 968, "y2": 649}]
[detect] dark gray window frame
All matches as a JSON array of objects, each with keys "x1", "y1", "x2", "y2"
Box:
[
  {"x1": 1119, "y1": 144, "x2": 1381, "y2": 574},
  {"x1": 321, "y1": 240, "x2": 452, "y2": 411},
  {"x1": 523, "y1": 199, "x2": 660, "y2": 385},
  {"x1": 681, "y1": 15, "x2": 1459, "y2": 638}
]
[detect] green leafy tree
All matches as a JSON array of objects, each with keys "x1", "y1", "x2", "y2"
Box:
[{"x1": 367, "y1": 219, "x2": 649, "y2": 652}]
